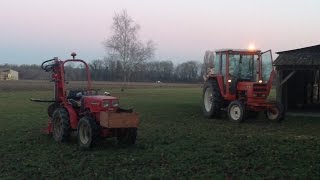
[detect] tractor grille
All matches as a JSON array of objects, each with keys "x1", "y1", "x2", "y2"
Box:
[{"x1": 253, "y1": 83, "x2": 267, "y2": 92}]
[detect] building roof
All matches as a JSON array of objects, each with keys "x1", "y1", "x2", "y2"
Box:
[
  {"x1": 0, "y1": 68, "x2": 10, "y2": 72},
  {"x1": 274, "y1": 44, "x2": 320, "y2": 66},
  {"x1": 276, "y1": 44, "x2": 320, "y2": 54}
]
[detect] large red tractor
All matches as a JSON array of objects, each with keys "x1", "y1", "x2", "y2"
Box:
[
  {"x1": 32, "y1": 53, "x2": 139, "y2": 149},
  {"x1": 202, "y1": 49, "x2": 284, "y2": 122}
]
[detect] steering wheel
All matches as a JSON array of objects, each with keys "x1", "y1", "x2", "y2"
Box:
[
  {"x1": 41, "y1": 58, "x2": 55, "y2": 72},
  {"x1": 82, "y1": 89, "x2": 98, "y2": 96}
]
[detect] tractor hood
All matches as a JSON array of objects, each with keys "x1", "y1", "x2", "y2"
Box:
[
  {"x1": 82, "y1": 95, "x2": 119, "y2": 112},
  {"x1": 84, "y1": 95, "x2": 118, "y2": 101}
]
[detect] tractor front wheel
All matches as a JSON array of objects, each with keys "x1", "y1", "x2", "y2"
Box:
[
  {"x1": 117, "y1": 128, "x2": 137, "y2": 146},
  {"x1": 266, "y1": 103, "x2": 284, "y2": 122},
  {"x1": 52, "y1": 108, "x2": 70, "y2": 142},
  {"x1": 228, "y1": 100, "x2": 245, "y2": 123},
  {"x1": 77, "y1": 116, "x2": 99, "y2": 149}
]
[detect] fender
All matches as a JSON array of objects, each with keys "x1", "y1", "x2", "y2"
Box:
[
  {"x1": 208, "y1": 75, "x2": 225, "y2": 97},
  {"x1": 64, "y1": 105, "x2": 78, "y2": 129}
]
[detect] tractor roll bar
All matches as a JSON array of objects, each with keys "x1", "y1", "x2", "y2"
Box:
[{"x1": 63, "y1": 59, "x2": 92, "y2": 91}]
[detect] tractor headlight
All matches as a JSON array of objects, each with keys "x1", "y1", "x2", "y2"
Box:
[
  {"x1": 258, "y1": 80, "x2": 263, "y2": 83},
  {"x1": 103, "y1": 100, "x2": 109, "y2": 108},
  {"x1": 228, "y1": 79, "x2": 232, "y2": 83},
  {"x1": 112, "y1": 100, "x2": 119, "y2": 107}
]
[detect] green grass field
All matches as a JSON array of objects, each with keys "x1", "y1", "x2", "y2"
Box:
[{"x1": 0, "y1": 87, "x2": 320, "y2": 179}]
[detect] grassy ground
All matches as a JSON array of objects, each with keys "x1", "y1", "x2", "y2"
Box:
[{"x1": 0, "y1": 87, "x2": 319, "y2": 179}]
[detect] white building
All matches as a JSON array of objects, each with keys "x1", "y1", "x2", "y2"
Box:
[{"x1": 0, "y1": 69, "x2": 19, "y2": 80}]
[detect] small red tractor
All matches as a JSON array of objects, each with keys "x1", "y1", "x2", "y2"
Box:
[
  {"x1": 202, "y1": 49, "x2": 284, "y2": 122},
  {"x1": 32, "y1": 53, "x2": 139, "y2": 149}
]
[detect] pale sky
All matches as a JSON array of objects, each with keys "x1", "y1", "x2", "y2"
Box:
[{"x1": 0, "y1": 0, "x2": 319, "y2": 64}]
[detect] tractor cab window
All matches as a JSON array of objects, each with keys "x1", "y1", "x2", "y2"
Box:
[
  {"x1": 229, "y1": 54, "x2": 257, "y2": 81},
  {"x1": 261, "y1": 50, "x2": 273, "y2": 83},
  {"x1": 214, "y1": 53, "x2": 221, "y2": 74},
  {"x1": 221, "y1": 54, "x2": 227, "y2": 83}
]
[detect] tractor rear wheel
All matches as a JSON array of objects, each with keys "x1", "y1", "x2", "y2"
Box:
[
  {"x1": 202, "y1": 79, "x2": 223, "y2": 118},
  {"x1": 266, "y1": 103, "x2": 284, "y2": 122},
  {"x1": 77, "y1": 116, "x2": 99, "y2": 149},
  {"x1": 117, "y1": 128, "x2": 137, "y2": 146},
  {"x1": 48, "y1": 103, "x2": 60, "y2": 117},
  {"x1": 52, "y1": 108, "x2": 70, "y2": 142},
  {"x1": 228, "y1": 100, "x2": 245, "y2": 123}
]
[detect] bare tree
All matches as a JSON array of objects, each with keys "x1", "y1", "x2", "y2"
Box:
[{"x1": 104, "y1": 10, "x2": 155, "y2": 82}]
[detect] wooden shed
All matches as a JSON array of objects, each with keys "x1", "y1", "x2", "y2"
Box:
[{"x1": 274, "y1": 45, "x2": 320, "y2": 111}]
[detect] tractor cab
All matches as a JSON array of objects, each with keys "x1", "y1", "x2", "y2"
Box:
[
  {"x1": 203, "y1": 49, "x2": 283, "y2": 123},
  {"x1": 212, "y1": 49, "x2": 274, "y2": 99}
]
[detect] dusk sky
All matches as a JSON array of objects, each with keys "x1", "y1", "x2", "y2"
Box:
[{"x1": 0, "y1": 0, "x2": 319, "y2": 64}]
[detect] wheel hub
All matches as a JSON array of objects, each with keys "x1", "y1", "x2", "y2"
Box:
[
  {"x1": 230, "y1": 105, "x2": 241, "y2": 120},
  {"x1": 267, "y1": 107, "x2": 279, "y2": 120},
  {"x1": 79, "y1": 124, "x2": 90, "y2": 144},
  {"x1": 204, "y1": 88, "x2": 213, "y2": 112},
  {"x1": 53, "y1": 117, "x2": 62, "y2": 139}
]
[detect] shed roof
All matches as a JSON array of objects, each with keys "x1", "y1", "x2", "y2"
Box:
[{"x1": 274, "y1": 44, "x2": 320, "y2": 66}]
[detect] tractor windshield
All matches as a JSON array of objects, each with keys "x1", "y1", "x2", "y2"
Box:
[{"x1": 229, "y1": 54, "x2": 258, "y2": 81}]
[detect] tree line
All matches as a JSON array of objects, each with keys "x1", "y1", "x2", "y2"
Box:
[
  {"x1": 0, "y1": 10, "x2": 207, "y2": 83},
  {"x1": 0, "y1": 59, "x2": 204, "y2": 83}
]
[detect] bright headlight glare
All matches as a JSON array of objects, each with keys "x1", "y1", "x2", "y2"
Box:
[
  {"x1": 227, "y1": 79, "x2": 232, "y2": 83},
  {"x1": 258, "y1": 80, "x2": 263, "y2": 83}
]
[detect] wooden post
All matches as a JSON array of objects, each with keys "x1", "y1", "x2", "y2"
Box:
[
  {"x1": 276, "y1": 69, "x2": 283, "y2": 104},
  {"x1": 317, "y1": 70, "x2": 320, "y2": 103}
]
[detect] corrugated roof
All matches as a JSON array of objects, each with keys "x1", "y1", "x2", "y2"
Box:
[
  {"x1": 274, "y1": 44, "x2": 320, "y2": 66},
  {"x1": 276, "y1": 44, "x2": 320, "y2": 54}
]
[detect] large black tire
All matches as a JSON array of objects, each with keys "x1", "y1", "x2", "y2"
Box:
[
  {"x1": 266, "y1": 102, "x2": 284, "y2": 122},
  {"x1": 227, "y1": 100, "x2": 245, "y2": 123},
  {"x1": 117, "y1": 128, "x2": 137, "y2": 146},
  {"x1": 48, "y1": 103, "x2": 60, "y2": 117},
  {"x1": 52, "y1": 108, "x2": 71, "y2": 142},
  {"x1": 77, "y1": 116, "x2": 99, "y2": 149},
  {"x1": 202, "y1": 79, "x2": 223, "y2": 118}
]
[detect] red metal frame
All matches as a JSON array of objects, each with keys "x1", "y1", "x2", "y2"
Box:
[
  {"x1": 48, "y1": 58, "x2": 93, "y2": 130},
  {"x1": 44, "y1": 56, "x2": 114, "y2": 134}
]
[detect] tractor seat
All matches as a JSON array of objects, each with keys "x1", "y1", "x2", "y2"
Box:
[{"x1": 67, "y1": 90, "x2": 83, "y2": 101}]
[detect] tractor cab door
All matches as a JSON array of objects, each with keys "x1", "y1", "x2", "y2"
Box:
[
  {"x1": 221, "y1": 53, "x2": 227, "y2": 94},
  {"x1": 261, "y1": 50, "x2": 274, "y2": 87},
  {"x1": 213, "y1": 52, "x2": 227, "y2": 95}
]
